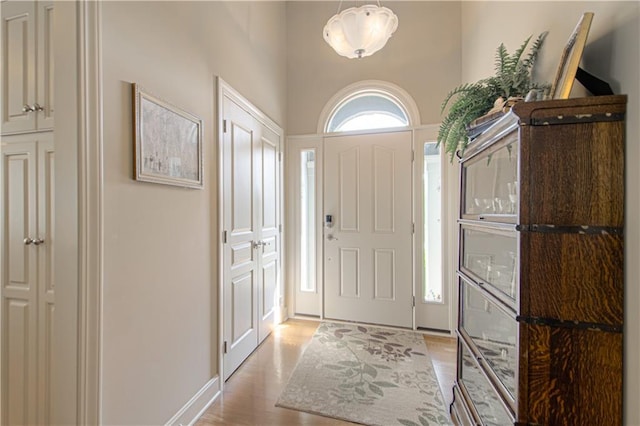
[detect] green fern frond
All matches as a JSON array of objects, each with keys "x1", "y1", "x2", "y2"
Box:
[
  {"x1": 438, "y1": 32, "x2": 549, "y2": 161},
  {"x1": 523, "y1": 31, "x2": 548, "y2": 69},
  {"x1": 494, "y1": 43, "x2": 509, "y2": 77},
  {"x1": 440, "y1": 82, "x2": 483, "y2": 113},
  {"x1": 509, "y1": 35, "x2": 533, "y2": 72}
]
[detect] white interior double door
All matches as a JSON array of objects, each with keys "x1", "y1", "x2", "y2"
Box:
[{"x1": 220, "y1": 82, "x2": 282, "y2": 380}]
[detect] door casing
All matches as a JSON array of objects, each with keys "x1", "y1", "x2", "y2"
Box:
[{"x1": 288, "y1": 126, "x2": 455, "y2": 333}]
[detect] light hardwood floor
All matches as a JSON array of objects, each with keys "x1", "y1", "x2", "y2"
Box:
[{"x1": 196, "y1": 319, "x2": 457, "y2": 426}]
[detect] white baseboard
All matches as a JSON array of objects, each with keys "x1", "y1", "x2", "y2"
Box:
[{"x1": 165, "y1": 376, "x2": 220, "y2": 426}]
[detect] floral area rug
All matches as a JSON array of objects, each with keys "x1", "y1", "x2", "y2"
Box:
[{"x1": 276, "y1": 322, "x2": 451, "y2": 425}]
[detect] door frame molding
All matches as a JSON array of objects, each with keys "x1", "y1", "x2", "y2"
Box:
[
  {"x1": 76, "y1": 2, "x2": 104, "y2": 422},
  {"x1": 53, "y1": 1, "x2": 104, "y2": 424},
  {"x1": 286, "y1": 125, "x2": 456, "y2": 333},
  {"x1": 216, "y1": 78, "x2": 284, "y2": 386}
]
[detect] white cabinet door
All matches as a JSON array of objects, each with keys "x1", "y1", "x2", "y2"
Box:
[
  {"x1": 1, "y1": 135, "x2": 55, "y2": 425},
  {"x1": 36, "y1": 1, "x2": 54, "y2": 131},
  {"x1": 324, "y1": 131, "x2": 414, "y2": 328},
  {"x1": 1, "y1": 1, "x2": 37, "y2": 134},
  {"x1": 36, "y1": 139, "x2": 54, "y2": 424},
  {"x1": 1, "y1": 1, "x2": 54, "y2": 135},
  {"x1": 1, "y1": 141, "x2": 39, "y2": 425}
]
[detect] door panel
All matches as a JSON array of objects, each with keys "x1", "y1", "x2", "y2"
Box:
[
  {"x1": 373, "y1": 146, "x2": 395, "y2": 232},
  {"x1": 231, "y1": 124, "x2": 254, "y2": 233},
  {"x1": 232, "y1": 272, "x2": 254, "y2": 341},
  {"x1": 374, "y1": 249, "x2": 395, "y2": 299},
  {"x1": 6, "y1": 299, "x2": 33, "y2": 426},
  {"x1": 339, "y1": 248, "x2": 359, "y2": 297},
  {"x1": 338, "y1": 147, "x2": 359, "y2": 231},
  {"x1": 324, "y1": 131, "x2": 413, "y2": 328}
]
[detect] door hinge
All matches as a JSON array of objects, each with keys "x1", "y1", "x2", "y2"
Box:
[
  {"x1": 279, "y1": 224, "x2": 283, "y2": 233},
  {"x1": 412, "y1": 150, "x2": 415, "y2": 162},
  {"x1": 222, "y1": 230, "x2": 228, "y2": 243},
  {"x1": 278, "y1": 151, "x2": 282, "y2": 162},
  {"x1": 412, "y1": 296, "x2": 416, "y2": 308},
  {"x1": 223, "y1": 341, "x2": 228, "y2": 354},
  {"x1": 412, "y1": 223, "x2": 415, "y2": 234},
  {"x1": 223, "y1": 119, "x2": 227, "y2": 133}
]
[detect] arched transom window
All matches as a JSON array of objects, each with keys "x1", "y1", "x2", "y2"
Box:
[
  {"x1": 327, "y1": 92, "x2": 409, "y2": 132},
  {"x1": 319, "y1": 80, "x2": 421, "y2": 134}
]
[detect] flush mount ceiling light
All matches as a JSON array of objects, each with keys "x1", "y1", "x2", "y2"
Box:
[{"x1": 323, "y1": 2, "x2": 398, "y2": 59}]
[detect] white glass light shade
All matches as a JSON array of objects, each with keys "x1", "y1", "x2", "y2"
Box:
[{"x1": 323, "y1": 5, "x2": 398, "y2": 59}]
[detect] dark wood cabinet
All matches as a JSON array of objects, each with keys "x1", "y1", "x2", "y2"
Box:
[{"x1": 450, "y1": 95, "x2": 626, "y2": 425}]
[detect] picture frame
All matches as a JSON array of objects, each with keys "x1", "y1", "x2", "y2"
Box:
[
  {"x1": 133, "y1": 83, "x2": 203, "y2": 188},
  {"x1": 549, "y1": 12, "x2": 594, "y2": 99}
]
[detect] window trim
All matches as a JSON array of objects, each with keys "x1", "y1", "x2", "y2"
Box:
[{"x1": 317, "y1": 80, "x2": 421, "y2": 134}]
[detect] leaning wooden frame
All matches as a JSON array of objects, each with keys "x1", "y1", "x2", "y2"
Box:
[{"x1": 550, "y1": 12, "x2": 594, "y2": 99}]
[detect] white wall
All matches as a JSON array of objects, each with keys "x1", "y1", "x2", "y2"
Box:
[
  {"x1": 461, "y1": 2, "x2": 639, "y2": 424},
  {"x1": 286, "y1": 1, "x2": 462, "y2": 134},
  {"x1": 100, "y1": 2, "x2": 286, "y2": 424}
]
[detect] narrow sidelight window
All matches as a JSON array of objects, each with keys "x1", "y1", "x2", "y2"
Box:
[
  {"x1": 423, "y1": 142, "x2": 442, "y2": 303},
  {"x1": 300, "y1": 150, "x2": 316, "y2": 292}
]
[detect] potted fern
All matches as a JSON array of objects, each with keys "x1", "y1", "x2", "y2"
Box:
[{"x1": 438, "y1": 33, "x2": 549, "y2": 160}]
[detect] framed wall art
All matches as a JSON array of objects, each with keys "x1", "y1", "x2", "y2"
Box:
[
  {"x1": 133, "y1": 83, "x2": 203, "y2": 188},
  {"x1": 550, "y1": 12, "x2": 594, "y2": 99}
]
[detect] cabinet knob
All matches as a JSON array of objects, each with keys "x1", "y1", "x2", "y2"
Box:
[
  {"x1": 21, "y1": 104, "x2": 44, "y2": 113},
  {"x1": 23, "y1": 237, "x2": 45, "y2": 245}
]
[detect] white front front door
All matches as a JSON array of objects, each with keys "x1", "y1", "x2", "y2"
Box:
[
  {"x1": 221, "y1": 89, "x2": 281, "y2": 380},
  {"x1": 323, "y1": 131, "x2": 413, "y2": 328}
]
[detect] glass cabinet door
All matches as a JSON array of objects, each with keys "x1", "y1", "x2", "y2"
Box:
[
  {"x1": 460, "y1": 278, "x2": 517, "y2": 401},
  {"x1": 459, "y1": 341, "x2": 514, "y2": 426},
  {"x1": 460, "y1": 225, "x2": 518, "y2": 308},
  {"x1": 461, "y1": 132, "x2": 518, "y2": 221}
]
